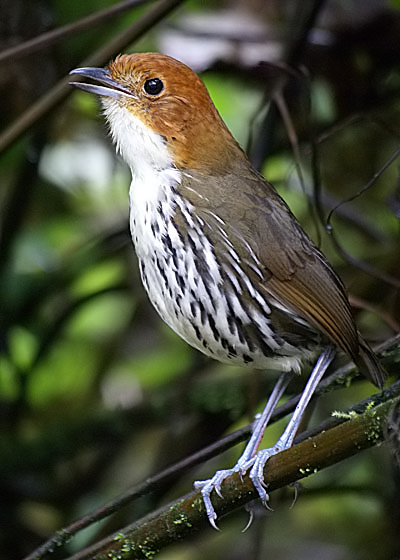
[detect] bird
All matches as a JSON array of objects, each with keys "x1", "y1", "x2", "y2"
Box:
[{"x1": 69, "y1": 53, "x2": 385, "y2": 528}]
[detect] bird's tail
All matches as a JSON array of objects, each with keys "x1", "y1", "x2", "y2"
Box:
[{"x1": 354, "y1": 336, "x2": 386, "y2": 389}]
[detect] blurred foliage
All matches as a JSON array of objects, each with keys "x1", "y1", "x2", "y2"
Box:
[{"x1": 0, "y1": 0, "x2": 400, "y2": 559}]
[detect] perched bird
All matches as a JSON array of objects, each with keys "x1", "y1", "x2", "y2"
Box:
[{"x1": 70, "y1": 53, "x2": 384, "y2": 527}]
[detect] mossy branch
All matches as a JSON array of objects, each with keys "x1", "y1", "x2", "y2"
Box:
[{"x1": 65, "y1": 380, "x2": 400, "y2": 560}]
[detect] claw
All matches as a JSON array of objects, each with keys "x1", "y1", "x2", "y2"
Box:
[
  {"x1": 194, "y1": 477, "x2": 224, "y2": 528},
  {"x1": 251, "y1": 480, "x2": 270, "y2": 508},
  {"x1": 237, "y1": 458, "x2": 253, "y2": 482},
  {"x1": 289, "y1": 481, "x2": 299, "y2": 509},
  {"x1": 195, "y1": 479, "x2": 221, "y2": 530},
  {"x1": 209, "y1": 517, "x2": 220, "y2": 531},
  {"x1": 242, "y1": 507, "x2": 254, "y2": 532},
  {"x1": 194, "y1": 448, "x2": 277, "y2": 526},
  {"x1": 204, "y1": 495, "x2": 220, "y2": 531},
  {"x1": 194, "y1": 458, "x2": 260, "y2": 528},
  {"x1": 194, "y1": 466, "x2": 242, "y2": 528},
  {"x1": 248, "y1": 449, "x2": 274, "y2": 509}
]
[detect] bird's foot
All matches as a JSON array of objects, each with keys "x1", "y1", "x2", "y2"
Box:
[
  {"x1": 195, "y1": 442, "x2": 286, "y2": 528},
  {"x1": 247, "y1": 442, "x2": 285, "y2": 506},
  {"x1": 194, "y1": 458, "x2": 255, "y2": 530}
]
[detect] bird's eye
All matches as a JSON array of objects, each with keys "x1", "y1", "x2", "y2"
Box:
[{"x1": 143, "y1": 78, "x2": 164, "y2": 96}]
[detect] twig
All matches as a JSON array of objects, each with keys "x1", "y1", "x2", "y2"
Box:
[
  {"x1": 0, "y1": 0, "x2": 150, "y2": 65},
  {"x1": 250, "y1": 0, "x2": 327, "y2": 168},
  {"x1": 324, "y1": 145, "x2": 400, "y2": 288}
]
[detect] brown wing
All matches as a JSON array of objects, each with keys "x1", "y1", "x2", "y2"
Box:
[
  {"x1": 181, "y1": 163, "x2": 384, "y2": 386},
  {"x1": 244, "y1": 184, "x2": 359, "y2": 357}
]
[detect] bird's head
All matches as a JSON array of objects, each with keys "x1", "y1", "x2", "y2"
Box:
[{"x1": 70, "y1": 53, "x2": 244, "y2": 175}]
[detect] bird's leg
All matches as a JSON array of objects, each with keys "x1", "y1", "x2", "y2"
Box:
[
  {"x1": 234, "y1": 370, "x2": 294, "y2": 465},
  {"x1": 194, "y1": 370, "x2": 293, "y2": 529},
  {"x1": 248, "y1": 345, "x2": 336, "y2": 505},
  {"x1": 195, "y1": 346, "x2": 336, "y2": 528}
]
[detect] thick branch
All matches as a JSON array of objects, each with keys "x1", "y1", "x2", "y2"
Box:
[{"x1": 66, "y1": 385, "x2": 399, "y2": 560}]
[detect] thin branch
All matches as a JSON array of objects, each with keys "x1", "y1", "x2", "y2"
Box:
[
  {"x1": 0, "y1": 0, "x2": 185, "y2": 153},
  {"x1": 323, "y1": 145, "x2": 400, "y2": 288},
  {"x1": 65, "y1": 387, "x2": 399, "y2": 560},
  {"x1": 0, "y1": 0, "x2": 150, "y2": 65},
  {"x1": 327, "y1": 145, "x2": 400, "y2": 224},
  {"x1": 250, "y1": 0, "x2": 327, "y2": 169}
]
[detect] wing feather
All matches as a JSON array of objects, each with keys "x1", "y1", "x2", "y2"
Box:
[{"x1": 181, "y1": 164, "x2": 384, "y2": 386}]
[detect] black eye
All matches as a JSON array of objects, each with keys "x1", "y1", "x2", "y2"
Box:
[{"x1": 143, "y1": 78, "x2": 164, "y2": 96}]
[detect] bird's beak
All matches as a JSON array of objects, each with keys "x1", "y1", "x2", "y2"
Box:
[{"x1": 69, "y1": 67, "x2": 137, "y2": 99}]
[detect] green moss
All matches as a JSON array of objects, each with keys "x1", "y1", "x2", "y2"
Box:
[{"x1": 331, "y1": 410, "x2": 358, "y2": 420}]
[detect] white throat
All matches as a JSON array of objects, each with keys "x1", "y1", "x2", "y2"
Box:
[
  {"x1": 101, "y1": 98, "x2": 181, "y2": 256},
  {"x1": 101, "y1": 98, "x2": 175, "y2": 180}
]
